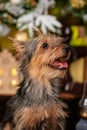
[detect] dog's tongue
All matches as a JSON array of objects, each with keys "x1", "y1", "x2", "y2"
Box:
[{"x1": 53, "y1": 61, "x2": 68, "y2": 69}]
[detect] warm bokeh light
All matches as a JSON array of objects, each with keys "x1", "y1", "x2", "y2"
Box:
[
  {"x1": 70, "y1": 0, "x2": 86, "y2": 9},
  {"x1": 11, "y1": 79, "x2": 17, "y2": 86},
  {"x1": 11, "y1": 68, "x2": 18, "y2": 76},
  {"x1": 15, "y1": 31, "x2": 28, "y2": 41},
  {"x1": 0, "y1": 69, "x2": 3, "y2": 75},
  {"x1": 0, "y1": 80, "x2": 2, "y2": 86}
]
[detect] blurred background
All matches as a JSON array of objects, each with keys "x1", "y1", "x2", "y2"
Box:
[{"x1": 0, "y1": 0, "x2": 87, "y2": 130}]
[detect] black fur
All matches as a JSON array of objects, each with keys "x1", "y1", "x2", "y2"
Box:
[{"x1": 0, "y1": 36, "x2": 69, "y2": 130}]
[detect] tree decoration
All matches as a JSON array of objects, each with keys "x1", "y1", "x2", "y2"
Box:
[
  {"x1": 70, "y1": 0, "x2": 87, "y2": 9},
  {"x1": 0, "y1": 0, "x2": 62, "y2": 37},
  {"x1": 0, "y1": 24, "x2": 10, "y2": 36},
  {"x1": 10, "y1": 0, "x2": 22, "y2": 5}
]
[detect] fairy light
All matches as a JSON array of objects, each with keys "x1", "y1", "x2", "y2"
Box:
[
  {"x1": 11, "y1": 79, "x2": 17, "y2": 86},
  {"x1": 0, "y1": 80, "x2": 2, "y2": 86},
  {"x1": 0, "y1": 69, "x2": 3, "y2": 75},
  {"x1": 11, "y1": 68, "x2": 18, "y2": 76}
]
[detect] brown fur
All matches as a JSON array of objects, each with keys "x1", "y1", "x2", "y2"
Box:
[
  {"x1": 1, "y1": 34, "x2": 71, "y2": 130},
  {"x1": 14, "y1": 103, "x2": 66, "y2": 130}
]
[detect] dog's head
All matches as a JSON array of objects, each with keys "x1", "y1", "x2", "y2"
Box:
[{"x1": 12, "y1": 35, "x2": 71, "y2": 81}]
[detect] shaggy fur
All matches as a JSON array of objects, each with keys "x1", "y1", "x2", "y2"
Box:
[{"x1": 0, "y1": 34, "x2": 71, "y2": 130}]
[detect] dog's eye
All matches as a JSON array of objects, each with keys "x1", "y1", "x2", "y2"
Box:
[{"x1": 42, "y1": 43, "x2": 49, "y2": 49}]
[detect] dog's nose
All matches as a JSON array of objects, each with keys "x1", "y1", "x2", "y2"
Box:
[{"x1": 63, "y1": 45, "x2": 70, "y2": 53}]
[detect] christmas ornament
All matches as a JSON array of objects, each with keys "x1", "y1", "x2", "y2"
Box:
[{"x1": 70, "y1": 0, "x2": 87, "y2": 9}]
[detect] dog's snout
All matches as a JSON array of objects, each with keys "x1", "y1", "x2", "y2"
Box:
[{"x1": 63, "y1": 45, "x2": 70, "y2": 53}]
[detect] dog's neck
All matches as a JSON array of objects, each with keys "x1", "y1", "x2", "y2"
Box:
[
  {"x1": 13, "y1": 77, "x2": 66, "y2": 130},
  {"x1": 18, "y1": 76, "x2": 64, "y2": 106}
]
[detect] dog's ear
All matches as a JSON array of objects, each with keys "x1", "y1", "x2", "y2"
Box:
[
  {"x1": 32, "y1": 27, "x2": 42, "y2": 37},
  {"x1": 9, "y1": 37, "x2": 40, "y2": 61},
  {"x1": 9, "y1": 37, "x2": 28, "y2": 58}
]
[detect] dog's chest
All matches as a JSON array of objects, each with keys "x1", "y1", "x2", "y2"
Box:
[{"x1": 13, "y1": 104, "x2": 59, "y2": 130}]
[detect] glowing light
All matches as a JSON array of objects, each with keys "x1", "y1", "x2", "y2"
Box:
[
  {"x1": 0, "y1": 80, "x2": 2, "y2": 86},
  {"x1": 0, "y1": 69, "x2": 3, "y2": 75},
  {"x1": 15, "y1": 31, "x2": 28, "y2": 41},
  {"x1": 11, "y1": 80, "x2": 17, "y2": 86},
  {"x1": 11, "y1": 68, "x2": 18, "y2": 76}
]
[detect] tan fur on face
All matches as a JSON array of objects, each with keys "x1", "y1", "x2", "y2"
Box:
[
  {"x1": 29, "y1": 35, "x2": 70, "y2": 81},
  {"x1": 9, "y1": 35, "x2": 70, "y2": 130}
]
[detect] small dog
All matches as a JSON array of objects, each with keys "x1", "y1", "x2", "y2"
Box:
[{"x1": 0, "y1": 34, "x2": 71, "y2": 130}]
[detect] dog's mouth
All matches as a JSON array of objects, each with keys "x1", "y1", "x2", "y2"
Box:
[{"x1": 49, "y1": 58, "x2": 68, "y2": 70}]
